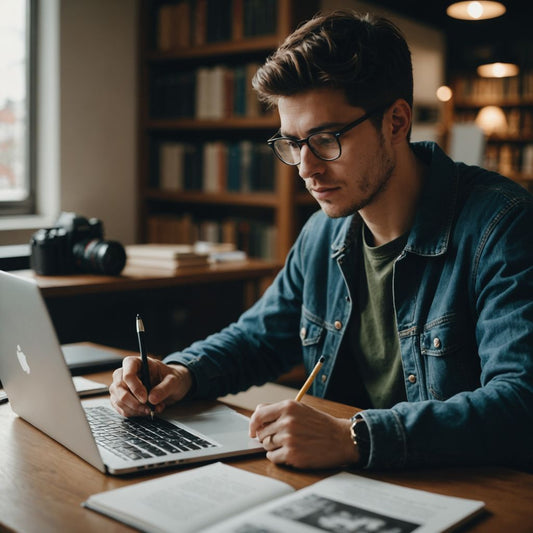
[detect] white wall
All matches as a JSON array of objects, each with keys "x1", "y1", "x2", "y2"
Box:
[{"x1": 60, "y1": 0, "x2": 138, "y2": 244}]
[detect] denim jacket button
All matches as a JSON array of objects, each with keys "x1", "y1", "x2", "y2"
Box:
[
  {"x1": 334, "y1": 320, "x2": 342, "y2": 330},
  {"x1": 408, "y1": 374, "x2": 417, "y2": 384},
  {"x1": 433, "y1": 337, "x2": 441, "y2": 348},
  {"x1": 300, "y1": 327, "x2": 306, "y2": 340},
  {"x1": 321, "y1": 374, "x2": 327, "y2": 383}
]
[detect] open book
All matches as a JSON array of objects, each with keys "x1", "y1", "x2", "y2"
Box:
[{"x1": 83, "y1": 462, "x2": 484, "y2": 533}]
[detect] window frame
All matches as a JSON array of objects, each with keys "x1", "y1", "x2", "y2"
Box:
[{"x1": 0, "y1": 0, "x2": 37, "y2": 217}]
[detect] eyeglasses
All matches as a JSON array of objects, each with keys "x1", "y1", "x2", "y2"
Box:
[{"x1": 267, "y1": 103, "x2": 391, "y2": 166}]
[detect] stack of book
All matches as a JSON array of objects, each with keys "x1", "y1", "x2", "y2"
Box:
[
  {"x1": 125, "y1": 244, "x2": 210, "y2": 272},
  {"x1": 125, "y1": 242, "x2": 247, "y2": 272}
]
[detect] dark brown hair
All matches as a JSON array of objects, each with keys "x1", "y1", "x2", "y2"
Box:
[{"x1": 252, "y1": 10, "x2": 413, "y2": 114}]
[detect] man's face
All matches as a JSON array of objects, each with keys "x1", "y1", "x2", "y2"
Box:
[{"x1": 277, "y1": 88, "x2": 396, "y2": 218}]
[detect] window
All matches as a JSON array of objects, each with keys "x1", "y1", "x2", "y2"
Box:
[{"x1": 0, "y1": 0, "x2": 35, "y2": 215}]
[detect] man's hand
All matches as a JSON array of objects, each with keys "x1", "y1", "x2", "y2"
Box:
[
  {"x1": 109, "y1": 357, "x2": 192, "y2": 417},
  {"x1": 249, "y1": 400, "x2": 360, "y2": 469}
]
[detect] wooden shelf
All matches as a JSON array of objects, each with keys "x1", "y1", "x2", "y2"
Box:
[
  {"x1": 486, "y1": 133, "x2": 533, "y2": 143},
  {"x1": 146, "y1": 35, "x2": 284, "y2": 61},
  {"x1": 137, "y1": 0, "x2": 319, "y2": 262},
  {"x1": 454, "y1": 97, "x2": 533, "y2": 108},
  {"x1": 146, "y1": 116, "x2": 280, "y2": 131},
  {"x1": 145, "y1": 188, "x2": 280, "y2": 208},
  {"x1": 12, "y1": 260, "x2": 281, "y2": 298}
]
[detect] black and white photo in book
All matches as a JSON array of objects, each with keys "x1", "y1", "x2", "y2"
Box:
[{"x1": 270, "y1": 493, "x2": 420, "y2": 533}]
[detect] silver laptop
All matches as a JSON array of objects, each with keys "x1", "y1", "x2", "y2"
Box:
[{"x1": 0, "y1": 270, "x2": 263, "y2": 475}]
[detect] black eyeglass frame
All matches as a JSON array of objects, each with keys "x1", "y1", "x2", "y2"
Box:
[{"x1": 267, "y1": 102, "x2": 393, "y2": 166}]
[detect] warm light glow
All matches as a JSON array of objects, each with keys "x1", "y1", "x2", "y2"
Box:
[
  {"x1": 446, "y1": 1, "x2": 506, "y2": 20},
  {"x1": 436, "y1": 86, "x2": 453, "y2": 102},
  {"x1": 467, "y1": 1, "x2": 483, "y2": 18},
  {"x1": 475, "y1": 106, "x2": 507, "y2": 135},
  {"x1": 477, "y1": 62, "x2": 519, "y2": 78}
]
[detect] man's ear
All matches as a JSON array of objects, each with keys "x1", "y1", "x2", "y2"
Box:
[{"x1": 389, "y1": 99, "x2": 412, "y2": 143}]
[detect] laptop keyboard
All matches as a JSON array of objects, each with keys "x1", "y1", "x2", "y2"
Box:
[{"x1": 84, "y1": 406, "x2": 216, "y2": 461}]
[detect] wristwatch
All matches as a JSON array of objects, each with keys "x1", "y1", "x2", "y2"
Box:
[{"x1": 350, "y1": 414, "x2": 370, "y2": 467}]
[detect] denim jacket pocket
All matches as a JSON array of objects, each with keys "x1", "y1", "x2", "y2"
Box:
[
  {"x1": 299, "y1": 307, "x2": 326, "y2": 369},
  {"x1": 420, "y1": 315, "x2": 478, "y2": 400}
]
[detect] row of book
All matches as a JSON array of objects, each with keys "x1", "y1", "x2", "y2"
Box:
[
  {"x1": 147, "y1": 213, "x2": 278, "y2": 260},
  {"x1": 157, "y1": 140, "x2": 277, "y2": 193},
  {"x1": 156, "y1": 0, "x2": 278, "y2": 52},
  {"x1": 150, "y1": 63, "x2": 267, "y2": 120},
  {"x1": 456, "y1": 108, "x2": 533, "y2": 137},
  {"x1": 484, "y1": 143, "x2": 533, "y2": 178},
  {"x1": 454, "y1": 72, "x2": 533, "y2": 101}
]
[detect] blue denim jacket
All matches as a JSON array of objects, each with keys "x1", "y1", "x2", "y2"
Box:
[{"x1": 165, "y1": 142, "x2": 533, "y2": 469}]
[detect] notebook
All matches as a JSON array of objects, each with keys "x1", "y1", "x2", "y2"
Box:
[
  {"x1": 62, "y1": 344, "x2": 124, "y2": 374},
  {"x1": 0, "y1": 270, "x2": 264, "y2": 475}
]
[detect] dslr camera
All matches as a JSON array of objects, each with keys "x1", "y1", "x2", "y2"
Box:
[{"x1": 30, "y1": 212, "x2": 126, "y2": 276}]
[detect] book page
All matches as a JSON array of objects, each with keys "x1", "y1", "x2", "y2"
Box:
[
  {"x1": 205, "y1": 472, "x2": 484, "y2": 533},
  {"x1": 83, "y1": 462, "x2": 294, "y2": 533}
]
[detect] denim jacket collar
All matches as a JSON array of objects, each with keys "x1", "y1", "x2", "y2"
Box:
[
  {"x1": 406, "y1": 142, "x2": 458, "y2": 257},
  {"x1": 331, "y1": 142, "x2": 458, "y2": 260}
]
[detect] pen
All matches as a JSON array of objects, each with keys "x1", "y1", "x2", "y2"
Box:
[
  {"x1": 136, "y1": 314, "x2": 154, "y2": 420},
  {"x1": 295, "y1": 356, "x2": 326, "y2": 401}
]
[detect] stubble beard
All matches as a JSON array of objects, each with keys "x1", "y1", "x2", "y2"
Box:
[{"x1": 318, "y1": 141, "x2": 395, "y2": 219}]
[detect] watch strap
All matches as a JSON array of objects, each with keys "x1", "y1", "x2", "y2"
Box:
[{"x1": 350, "y1": 414, "x2": 370, "y2": 467}]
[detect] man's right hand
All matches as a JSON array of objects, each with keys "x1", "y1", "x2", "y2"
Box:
[{"x1": 109, "y1": 356, "x2": 193, "y2": 417}]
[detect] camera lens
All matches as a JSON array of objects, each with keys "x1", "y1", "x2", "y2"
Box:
[{"x1": 72, "y1": 239, "x2": 126, "y2": 275}]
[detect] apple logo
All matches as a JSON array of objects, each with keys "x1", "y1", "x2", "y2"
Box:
[{"x1": 16, "y1": 345, "x2": 31, "y2": 374}]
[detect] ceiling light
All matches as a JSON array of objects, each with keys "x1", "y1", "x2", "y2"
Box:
[
  {"x1": 475, "y1": 106, "x2": 507, "y2": 135},
  {"x1": 446, "y1": 1, "x2": 506, "y2": 21},
  {"x1": 477, "y1": 62, "x2": 519, "y2": 78},
  {"x1": 436, "y1": 86, "x2": 453, "y2": 102}
]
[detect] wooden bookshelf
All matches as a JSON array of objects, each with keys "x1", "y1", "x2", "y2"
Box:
[
  {"x1": 137, "y1": 0, "x2": 320, "y2": 261},
  {"x1": 450, "y1": 71, "x2": 533, "y2": 192}
]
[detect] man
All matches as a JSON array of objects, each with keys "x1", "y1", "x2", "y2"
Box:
[{"x1": 110, "y1": 11, "x2": 533, "y2": 470}]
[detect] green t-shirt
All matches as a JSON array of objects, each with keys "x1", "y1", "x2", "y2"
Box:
[{"x1": 352, "y1": 225, "x2": 408, "y2": 409}]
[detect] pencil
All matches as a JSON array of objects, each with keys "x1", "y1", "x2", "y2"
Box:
[
  {"x1": 295, "y1": 356, "x2": 326, "y2": 401},
  {"x1": 136, "y1": 314, "x2": 154, "y2": 420}
]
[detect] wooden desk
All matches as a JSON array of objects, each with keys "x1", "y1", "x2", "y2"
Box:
[
  {"x1": 0, "y1": 346, "x2": 532, "y2": 532},
  {"x1": 11, "y1": 261, "x2": 281, "y2": 354}
]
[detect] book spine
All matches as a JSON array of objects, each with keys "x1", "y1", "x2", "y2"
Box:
[
  {"x1": 156, "y1": 140, "x2": 275, "y2": 195},
  {"x1": 151, "y1": 63, "x2": 267, "y2": 120}
]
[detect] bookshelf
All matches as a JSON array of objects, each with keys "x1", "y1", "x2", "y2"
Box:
[
  {"x1": 450, "y1": 71, "x2": 533, "y2": 192},
  {"x1": 137, "y1": 0, "x2": 319, "y2": 261}
]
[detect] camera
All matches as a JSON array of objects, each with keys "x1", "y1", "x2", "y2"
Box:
[{"x1": 30, "y1": 212, "x2": 126, "y2": 276}]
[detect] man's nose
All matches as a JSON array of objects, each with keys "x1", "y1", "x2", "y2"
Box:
[{"x1": 298, "y1": 145, "x2": 325, "y2": 179}]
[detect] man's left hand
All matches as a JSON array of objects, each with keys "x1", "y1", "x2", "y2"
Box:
[{"x1": 249, "y1": 400, "x2": 360, "y2": 469}]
